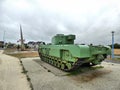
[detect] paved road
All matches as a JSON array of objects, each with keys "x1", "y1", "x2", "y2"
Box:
[
  {"x1": 0, "y1": 48, "x2": 4, "y2": 50},
  {"x1": 0, "y1": 50, "x2": 30, "y2": 90},
  {"x1": 115, "y1": 55, "x2": 120, "y2": 58},
  {"x1": 22, "y1": 57, "x2": 120, "y2": 90}
]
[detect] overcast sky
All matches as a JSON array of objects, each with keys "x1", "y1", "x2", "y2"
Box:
[{"x1": 0, "y1": 0, "x2": 120, "y2": 45}]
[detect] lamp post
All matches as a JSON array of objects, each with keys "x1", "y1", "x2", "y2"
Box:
[{"x1": 111, "y1": 31, "x2": 115, "y2": 59}]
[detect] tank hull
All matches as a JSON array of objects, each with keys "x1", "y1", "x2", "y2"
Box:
[{"x1": 38, "y1": 44, "x2": 111, "y2": 71}]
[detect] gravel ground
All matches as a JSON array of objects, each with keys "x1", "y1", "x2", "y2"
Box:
[
  {"x1": 21, "y1": 57, "x2": 120, "y2": 90},
  {"x1": 0, "y1": 50, "x2": 30, "y2": 90}
]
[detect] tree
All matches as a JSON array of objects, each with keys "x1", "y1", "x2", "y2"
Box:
[{"x1": 109, "y1": 43, "x2": 120, "y2": 49}]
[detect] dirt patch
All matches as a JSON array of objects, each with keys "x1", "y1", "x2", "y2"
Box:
[
  {"x1": 71, "y1": 69, "x2": 112, "y2": 83},
  {"x1": 10, "y1": 52, "x2": 39, "y2": 58},
  {"x1": 3, "y1": 48, "x2": 17, "y2": 54},
  {"x1": 6, "y1": 51, "x2": 39, "y2": 58},
  {"x1": 114, "y1": 49, "x2": 120, "y2": 55},
  {"x1": 3, "y1": 48, "x2": 39, "y2": 58}
]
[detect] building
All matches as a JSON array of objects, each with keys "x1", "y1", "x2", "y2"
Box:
[{"x1": 27, "y1": 41, "x2": 42, "y2": 50}]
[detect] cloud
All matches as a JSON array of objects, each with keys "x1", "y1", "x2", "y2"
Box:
[{"x1": 0, "y1": 0, "x2": 120, "y2": 45}]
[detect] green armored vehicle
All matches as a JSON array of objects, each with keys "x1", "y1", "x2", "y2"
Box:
[{"x1": 38, "y1": 34, "x2": 111, "y2": 71}]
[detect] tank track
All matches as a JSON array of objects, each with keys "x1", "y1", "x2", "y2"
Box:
[{"x1": 39, "y1": 53, "x2": 85, "y2": 72}]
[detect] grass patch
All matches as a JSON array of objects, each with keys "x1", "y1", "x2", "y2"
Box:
[
  {"x1": 116, "y1": 58, "x2": 120, "y2": 60},
  {"x1": 91, "y1": 66, "x2": 104, "y2": 70},
  {"x1": 20, "y1": 60, "x2": 28, "y2": 74},
  {"x1": 48, "y1": 70, "x2": 51, "y2": 72},
  {"x1": 27, "y1": 77, "x2": 31, "y2": 81},
  {"x1": 21, "y1": 70, "x2": 28, "y2": 74}
]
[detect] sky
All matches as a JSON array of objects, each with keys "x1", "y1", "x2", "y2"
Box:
[{"x1": 0, "y1": 0, "x2": 120, "y2": 45}]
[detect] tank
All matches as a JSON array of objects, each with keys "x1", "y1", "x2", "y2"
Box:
[{"x1": 38, "y1": 34, "x2": 111, "y2": 71}]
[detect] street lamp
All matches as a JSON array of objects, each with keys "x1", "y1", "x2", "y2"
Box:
[{"x1": 111, "y1": 31, "x2": 115, "y2": 59}]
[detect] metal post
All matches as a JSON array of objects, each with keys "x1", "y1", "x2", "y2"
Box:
[
  {"x1": 111, "y1": 31, "x2": 115, "y2": 59},
  {"x1": 3, "y1": 30, "x2": 5, "y2": 49}
]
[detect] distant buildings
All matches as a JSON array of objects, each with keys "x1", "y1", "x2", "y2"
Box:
[
  {"x1": 6, "y1": 43, "x2": 16, "y2": 48},
  {"x1": 0, "y1": 40, "x2": 44, "y2": 51},
  {"x1": 27, "y1": 41, "x2": 42, "y2": 50}
]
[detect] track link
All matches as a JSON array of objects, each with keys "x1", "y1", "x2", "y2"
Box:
[{"x1": 39, "y1": 53, "x2": 85, "y2": 72}]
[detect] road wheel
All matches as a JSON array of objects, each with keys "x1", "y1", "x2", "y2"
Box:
[
  {"x1": 57, "y1": 62, "x2": 61, "y2": 68},
  {"x1": 61, "y1": 63, "x2": 65, "y2": 70},
  {"x1": 66, "y1": 63, "x2": 72, "y2": 70},
  {"x1": 54, "y1": 61, "x2": 57, "y2": 66},
  {"x1": 51, "y1": 60, "x2": 54, "y2": 65}
]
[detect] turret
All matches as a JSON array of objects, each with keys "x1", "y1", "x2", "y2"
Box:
[{"x1": 52, "y1": 34, "x2": 75, "y2": 45}]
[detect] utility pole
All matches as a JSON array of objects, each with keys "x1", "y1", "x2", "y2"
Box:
[
  {"x1": 20, "y1": 24, "x2": 25, "y2": 51},
  {"x1": 111, "y1": 31, "x2": 115, "y2": 59}
]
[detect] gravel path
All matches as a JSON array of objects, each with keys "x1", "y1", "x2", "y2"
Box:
[
  {"x1": 0, "y1": 50, "x2": 30, "y2": 90},
  {"x1": 21, "y1": 57, "x2": 120, "y2": 90}
]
